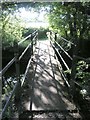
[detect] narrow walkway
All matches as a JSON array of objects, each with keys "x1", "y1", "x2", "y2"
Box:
[
  {"x1": 20, "y1": 40, "x2": 81, "y2": 118},
  {"x1": 20, "y1": 40, "x2": 81, "y2": 120}
]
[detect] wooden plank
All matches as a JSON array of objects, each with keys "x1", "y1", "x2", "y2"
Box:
[{"x1": 21, "y1": 40, "x2": 77, "y2": 112}]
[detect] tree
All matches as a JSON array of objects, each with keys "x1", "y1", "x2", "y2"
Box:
[
  {"x1": 47, "y1": 2, "x2": 90, "y2": 57},
  {"x1": 1, "y1": 2, "x2": 24, "y2": 48}
]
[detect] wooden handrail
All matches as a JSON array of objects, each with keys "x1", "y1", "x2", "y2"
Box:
[
  {"x1": 60, "y1": 36, "x2": 75, "y2": 46},
  {"x1": 1, "y1": 81, "x2": 19, "y2": 118},
  {"x1": 51, "y1": 37, "x2": 73, "y2": 60},
  {"x1": 50, "y1": 32, "x2": 75, "y2": 46},
  {"x1": 50, "y1": 40, "x2": 70, "y2": 70},
  {"x1": 19, "y1": 43, "x2": 31, "y2": 61},
  {"x1": 0, "y1": 57, "x2": 16, "y2": 75},
  {"x1": 18, "y1": 30, "x2": 38, "y2": 45},
  {"x1": 50, "y1": 32, "x2": 73, "y2": 60},
  {"x1": 18, "y1": 34, "x2": 31, "y2": 45},
  {"x1": 0, "y1": 30, "x2": 38, "y2": 75},
  {"x1": 21, "y1": 56, "x2": 32, "y2": 86},
  {"x1": 49, "y1": 31, "x2": 84, "y2": 92},
  {"x1": 1, "y1": 30, "x2": 38, "y2": 118}
]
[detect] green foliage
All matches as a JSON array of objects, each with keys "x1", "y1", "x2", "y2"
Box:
[
  {"x1": 22, "y1": 27, "x2": 49, "y2": 40},
  {"x1": 47, "y1": 2, "x2": 90, "y2": 43},
  {"x1": 64, "y1": 60, "x2": 90, "y2": 91},
  {"x1": 2, "y1": 13, "x2": 24, "y2": 48},
  {"x1": 76, "y1": 60, "x2": 90, "y2": 85},
  {"x1": 38, "y1": 27, "x2": 49, "y2": 40}
]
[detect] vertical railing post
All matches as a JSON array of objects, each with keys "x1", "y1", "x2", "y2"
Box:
[
  {"x1": 55, "y1": 33, "x2": 57, "y2": 47},
  {"x1": 14, "y1": 41, "x2": 21, "y2": 102},
  {"x1": 55, "y1": 33, "x2": 57, "y2": 41},
  {"x1": 36, "y1": 32, "x2": 38, "y2": 44},
  {"x1": 49, "y1": 31, "x2": 52, "y2": 44},
  {"x1": 31, "y1": 34, "x2": 33, "y2": 55},
  {"x1": 35, "y1": 34, "x2": 36, "y2": 45}
]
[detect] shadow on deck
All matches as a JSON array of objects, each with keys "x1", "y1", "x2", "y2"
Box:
[{"x1": 19, "y1": 40, "x2": 81, "y2": 119}]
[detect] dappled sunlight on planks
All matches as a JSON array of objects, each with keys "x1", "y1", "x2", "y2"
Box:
[{"x1": 20, "y1": 40, "x2": 78, "y2": 113}]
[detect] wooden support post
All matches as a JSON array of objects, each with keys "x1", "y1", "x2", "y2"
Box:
[
  {"x1": 36, "y1": 32, "x2": 38, "y2": 44},
  {"x1": 49, "y1": 31, "x2": 52, "y2": 45},
  {"x1": 35, "y1": 35, "x2": 36, "y2": 45},
  {"x1": 55, "y1": 33, "x2": 57, "y2": 47},
  {"x1": 14, "y1": 41, "x2": 21, "y2": 102},
  {"x1": 31, "y1": 34, "x2": 33, "y2": 55},
  {"x1": 55, "y1": 33, "x2": 57, "y2": 41}
]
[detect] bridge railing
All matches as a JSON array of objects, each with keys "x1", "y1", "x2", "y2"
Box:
[
  {"x1": 50, "y1": 32, "x2": 73, "y2": 70},
  {"x1": 0, "y1": 30, "x2": 38, "y2": 118},
  {"x1": 49, "y1": 32, "x2": 73, "y2": 87},
  {"x1": 49, "y1": 31, "x2": 90, "y2": 96}
]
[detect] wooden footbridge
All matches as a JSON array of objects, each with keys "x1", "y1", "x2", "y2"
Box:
[{"x1": 1, "y1": 30, "x2": 89, "y2": 119}]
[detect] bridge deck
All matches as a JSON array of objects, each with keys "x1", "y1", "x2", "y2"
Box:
[{"x1": 21, "y1": 40, "x2": 77, "y2": 112}]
